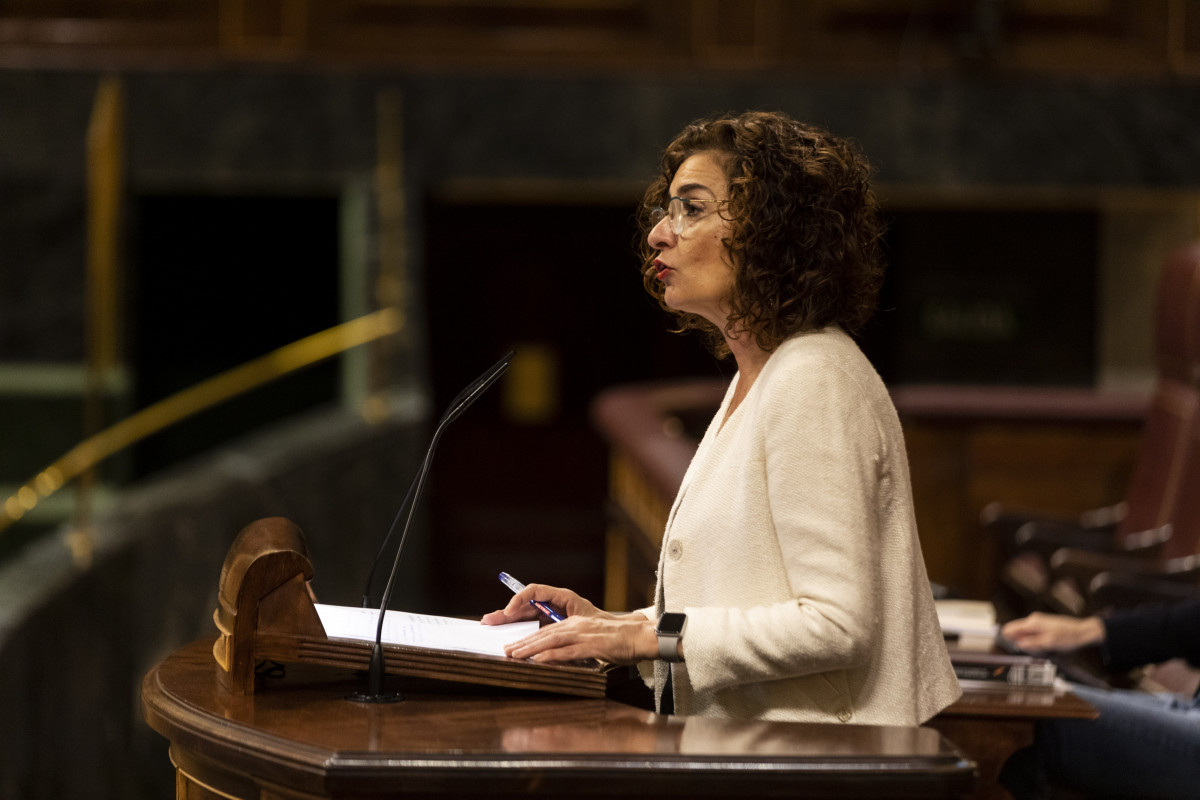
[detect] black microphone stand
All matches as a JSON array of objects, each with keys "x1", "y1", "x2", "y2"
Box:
[{"x1": 348, "y1": 350, "x2": 515, "y2": 703}]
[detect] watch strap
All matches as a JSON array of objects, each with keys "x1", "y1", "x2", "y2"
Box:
[
  {"x1": 657, "y1": 633, "x2": 683, "y2": 662},
  {"x1": 655, "y1": 613, "x2": 687, "y2": 662}
]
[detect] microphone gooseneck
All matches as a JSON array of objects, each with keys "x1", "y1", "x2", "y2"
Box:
[
  {"x1": 348, "y1": 349, "x2": 515, "y2": 703},
  {"x1": 360, "y1": 349, "x2": 515, "y2": 608}
]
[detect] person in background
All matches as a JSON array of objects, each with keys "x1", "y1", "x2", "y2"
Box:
[
  {"x1": 999, "y1": 599, "x2": 1200, "y2": 799},
  {"x1": 484, "y1": 110, "x2": 959, "y2": 726}
]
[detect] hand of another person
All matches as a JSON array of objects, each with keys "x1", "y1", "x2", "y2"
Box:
[{"x1": 1000, "y1": 611, "x2": 1106, "y2": 654}]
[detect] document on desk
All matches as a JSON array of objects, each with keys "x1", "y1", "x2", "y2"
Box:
[{"x1": 314, "y1": 603, "x2": 539, "y2": 657}]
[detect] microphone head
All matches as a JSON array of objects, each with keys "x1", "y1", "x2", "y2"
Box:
[{"x1": 441, "y1": 349, "x2": 516, "y2": 426}]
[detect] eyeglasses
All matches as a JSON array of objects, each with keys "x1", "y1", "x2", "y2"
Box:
[{"x1": 648, "y1": 196, "x2": 728, "y2": 235}]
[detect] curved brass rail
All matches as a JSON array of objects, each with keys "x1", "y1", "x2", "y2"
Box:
[{"x1": 1, "y1": 307, "x2": 403, "y2": 537}]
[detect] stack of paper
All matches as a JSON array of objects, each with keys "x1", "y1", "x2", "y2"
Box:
[
  {"x1": 935, "y1": 599, "x2": 998, "y2": 651},
  {"x1": 314, "y1": 604, "x2": 539, "y2": 657}
]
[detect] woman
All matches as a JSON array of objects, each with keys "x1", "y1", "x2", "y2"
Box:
[{"x1": 484, "y1": 110, "x2": 959, "y2": 725}]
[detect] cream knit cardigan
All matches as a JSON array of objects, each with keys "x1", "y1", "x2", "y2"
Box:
[{"x1": 638, "y1": 327, "x2": 960, "y2": 725}]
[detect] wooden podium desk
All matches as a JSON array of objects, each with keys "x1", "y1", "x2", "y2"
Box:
[
  {"x1": 930, "y1": 685, "x2": 1098, "y2": 800},
  {"x1": 143, "y1": 639, "x2": 975, "y2": 800}
]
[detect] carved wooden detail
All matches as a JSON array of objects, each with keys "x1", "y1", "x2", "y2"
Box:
[{"x1": 212, "y1": 516, "x2": 325, "y2": 694}]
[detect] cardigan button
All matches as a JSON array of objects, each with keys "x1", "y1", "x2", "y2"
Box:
[
  {"x1": 837, "y1": 708, "x2": 852, "y2": 722},
  {"x1": 667, "y1": 540, "x2": 683, "y2": 560}
]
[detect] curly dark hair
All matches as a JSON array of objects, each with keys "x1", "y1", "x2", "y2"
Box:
[{"x1": 639, "y1": 111, "x2": 886, "y2": 356}]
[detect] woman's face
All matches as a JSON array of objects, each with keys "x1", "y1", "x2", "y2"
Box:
[{"x1": 647, "y1": 151, "x2": 734, "y2": 329}]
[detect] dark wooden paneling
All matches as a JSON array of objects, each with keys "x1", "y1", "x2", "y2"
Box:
[
  {"x1": 0, "y1": 0, "x2": 1196, "y2": 75},
  {"x1": 0, "y1": 0, "x2": 222, "y2": 65}
]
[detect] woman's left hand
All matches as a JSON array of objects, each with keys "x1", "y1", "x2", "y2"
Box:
[{"x1": 504, "y1": 613, "x2": 658, "y2": 665}]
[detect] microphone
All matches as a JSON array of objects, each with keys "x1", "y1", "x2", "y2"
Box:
[
  {"x1": 349, "y1": 349, "x2": 515, "y2": 703},
  {"x1": 360, "y1": 349, "x2": 515, "y2": 607}
]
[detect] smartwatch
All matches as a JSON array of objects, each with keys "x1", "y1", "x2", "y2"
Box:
[{"x1": 655, "y1": 612, "x2": 687, "y2": 662}]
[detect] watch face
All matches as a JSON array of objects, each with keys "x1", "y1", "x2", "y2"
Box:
[{"x1": 657, "y1": 612, "x2": 687, "y2": 636}]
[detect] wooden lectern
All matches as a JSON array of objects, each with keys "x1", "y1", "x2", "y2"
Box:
[
  {"x1": 211, "y1": 516, "x2": 614, "y2": 698},
  {"x1": 140, "y1": 516, "x2": 977, "y2": 799},
  {"x1": 144, "y1": 638, "x2": 976, "y2": 799}
]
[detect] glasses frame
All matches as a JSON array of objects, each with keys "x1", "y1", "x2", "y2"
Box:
[{"x1": 648, "y1": 196, "x2": 729, "y2": 235}]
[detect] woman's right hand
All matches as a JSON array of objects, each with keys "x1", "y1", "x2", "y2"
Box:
[{"x1": 481, "y1": 583, "x2": 605, "y2": 626}]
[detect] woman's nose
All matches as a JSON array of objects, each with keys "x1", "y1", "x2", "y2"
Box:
[{"x1": 647, "y1": 215, "x2": 675, "y2": 250}]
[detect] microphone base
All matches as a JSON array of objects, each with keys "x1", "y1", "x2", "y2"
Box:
[{"x1": 346, "y1": 690, "x2": 406, "y2": 704}]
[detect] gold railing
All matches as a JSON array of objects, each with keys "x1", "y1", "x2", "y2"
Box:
[
  {"x1": 0, "y1": 308, "x2": 403, "y2": 549},
  {"x1": 0, "y1": 76, "x2": 411, "y2": 564}
]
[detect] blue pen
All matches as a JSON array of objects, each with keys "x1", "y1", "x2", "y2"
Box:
[{"x1": 498, "y1": 571, "x2": 565, "y2": 622}]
